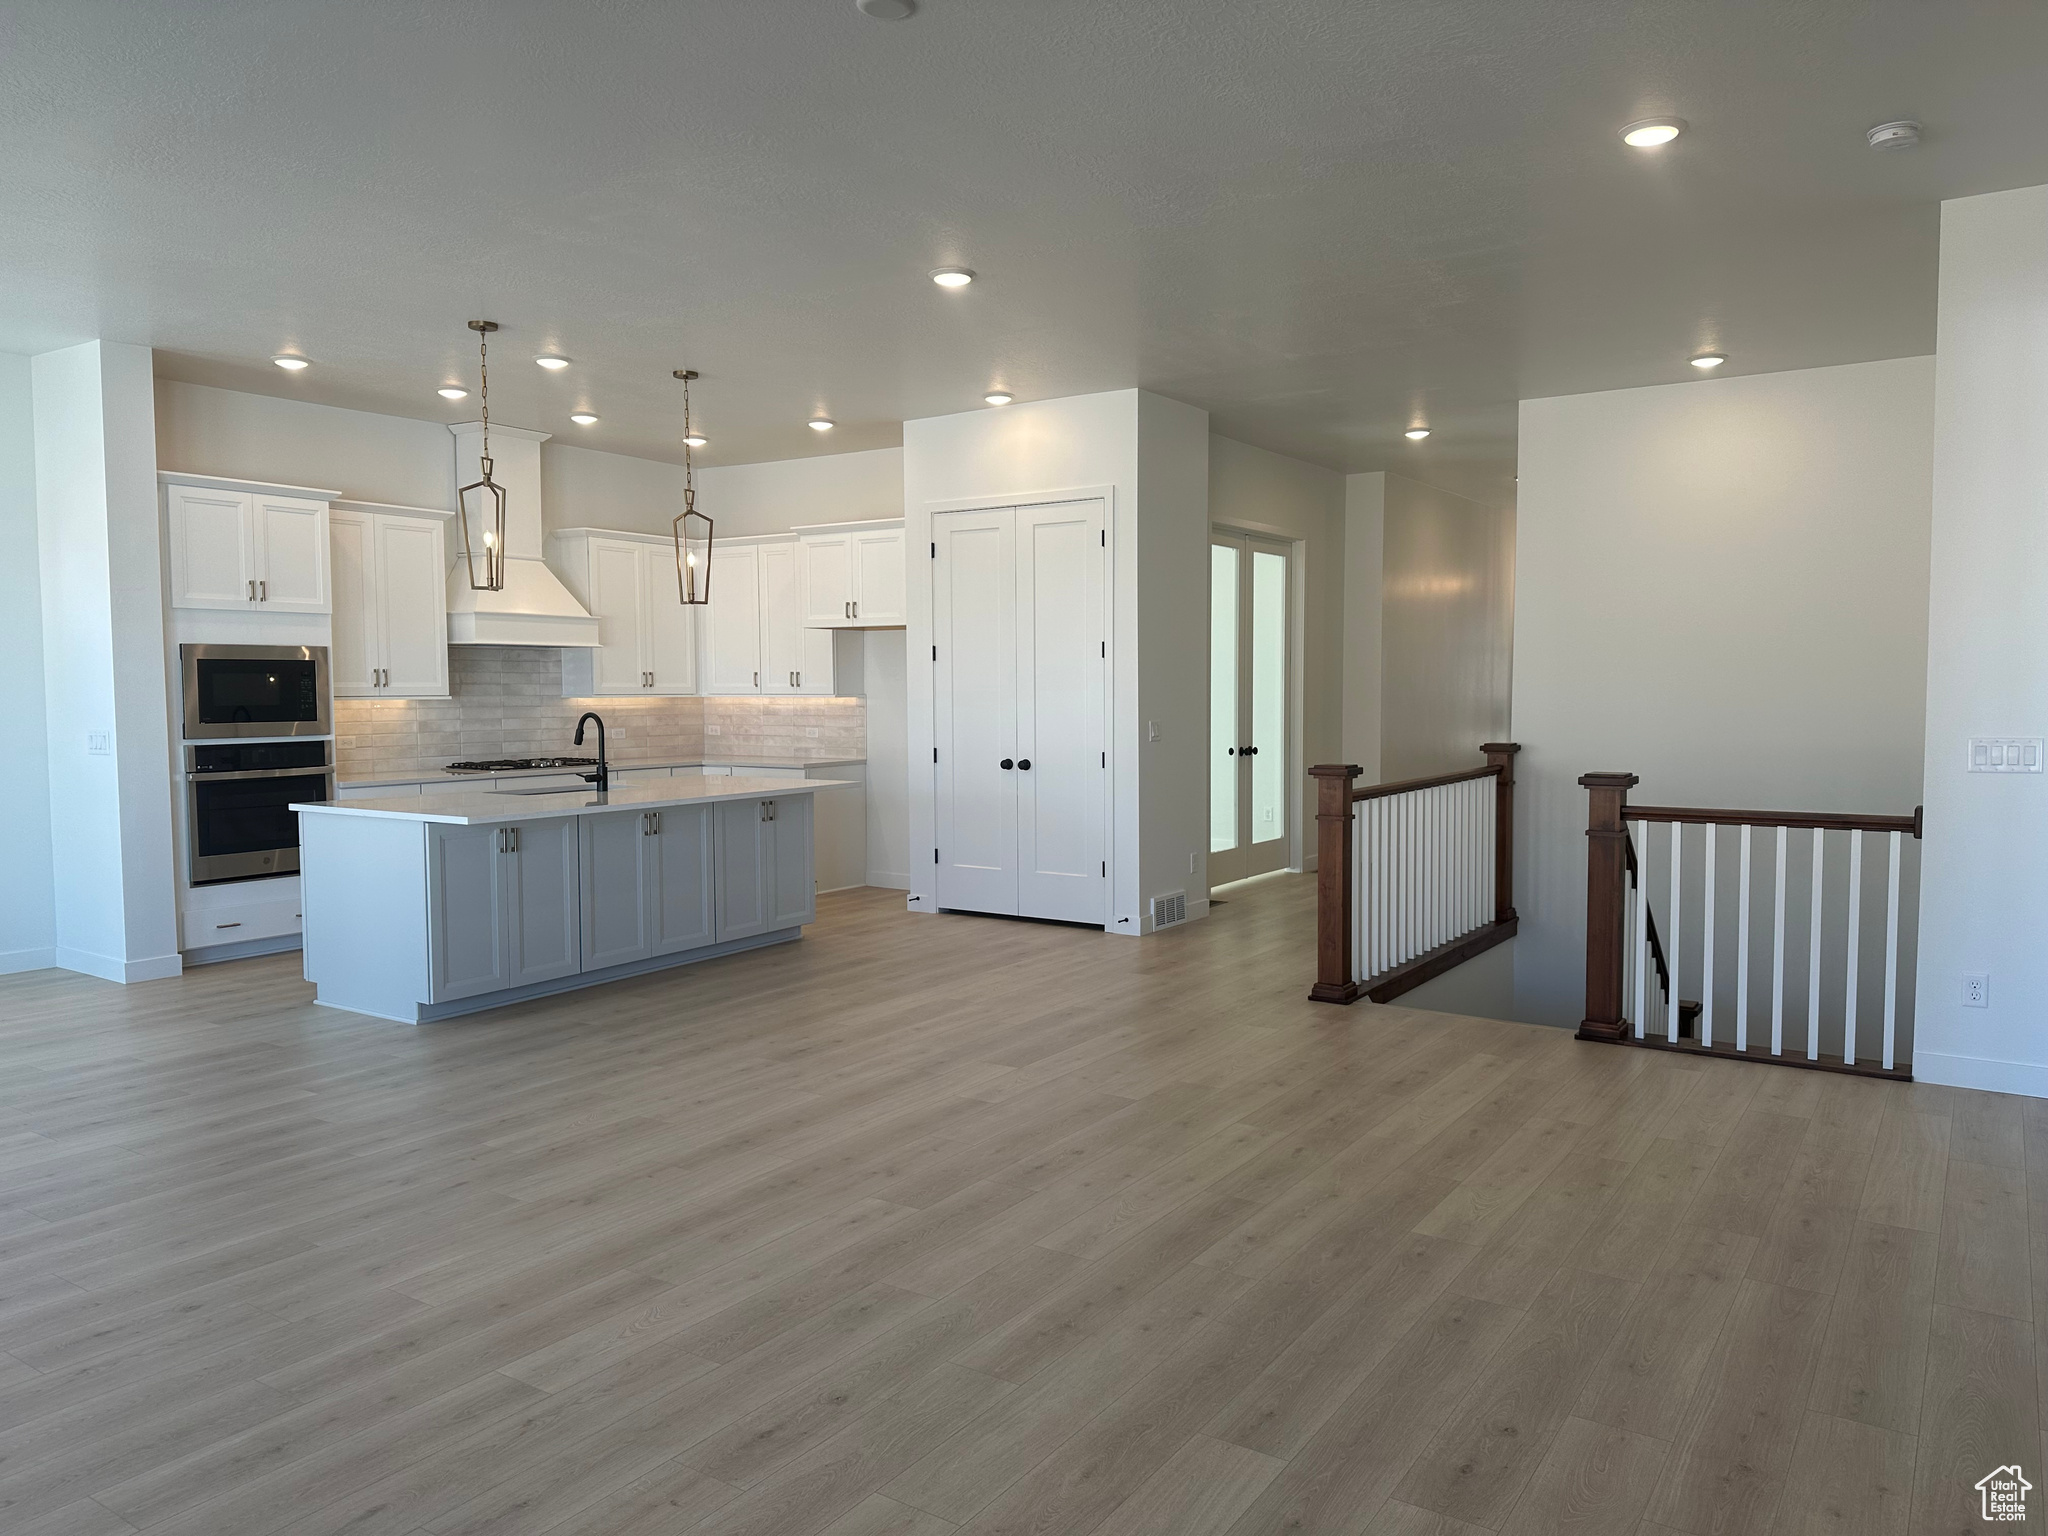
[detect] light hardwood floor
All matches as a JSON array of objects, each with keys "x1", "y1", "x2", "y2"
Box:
[{"x1": 0, "y1": 875, "x2": 2036, "y2": 1536}]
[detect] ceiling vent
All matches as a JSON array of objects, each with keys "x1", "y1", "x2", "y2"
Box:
[{"x1": 1151, "y1": 891, "x2": 1188, "y2": 929}]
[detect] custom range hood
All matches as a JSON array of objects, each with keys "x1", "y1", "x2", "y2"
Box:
[{"x1": 444, "y1": 421, "x2": 600, "y2": 647}]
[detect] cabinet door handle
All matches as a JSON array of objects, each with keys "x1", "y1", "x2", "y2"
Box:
[
  {"x1": 247, "y1": 579, "x2": 256, "y2": 601},
  {"x1": 651, "y1": 810, "x2": 660, "y2": 833},
  {"x1": 259, "y1": 579, "x2": 267, "y2": 602},
  {"x1": 753, "y1": 671, "x2": 759, "y2": 689},
  {"x1": 852, "y1": 600, "x2": 859, "y2": 619},
  {"x1": 844, "y1": 601, "x2": 850, "y2": 619}
]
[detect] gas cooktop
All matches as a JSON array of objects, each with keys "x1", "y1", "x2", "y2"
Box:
[{"x1": 445, "y1": 757, "x2": 600, "y2": 774}]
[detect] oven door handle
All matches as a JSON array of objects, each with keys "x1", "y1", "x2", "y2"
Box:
[{"x1": 187, "y1": 766, "x2": 335, "y2": 782}]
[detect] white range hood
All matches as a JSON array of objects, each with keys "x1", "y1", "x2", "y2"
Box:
[{"x1": 445, "y1": 421, "x2": 601, "y2": 647}]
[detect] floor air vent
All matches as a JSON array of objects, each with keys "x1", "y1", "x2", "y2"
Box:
[{"x1": 1151, "y1": 891, "x2": 1187, "y2": 928}]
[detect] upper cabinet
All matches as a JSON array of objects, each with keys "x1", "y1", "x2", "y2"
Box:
[
  {"x1": 551, "y1": 530, "x2": 698, "y2": 697},
  {"x1": 331, "y1": 505, "x2": 451, "y2": 699},
  {"x1": 797, "y1": 519, "x2": 905, "y2": 628},
  {"x1": 706, "y1": 540, "x2": 834, "y2": 696},
  {"x1": 165, "y1": 480, "x2": 333, "y2": 613}
]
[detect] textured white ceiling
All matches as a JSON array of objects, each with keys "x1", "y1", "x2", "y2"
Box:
[{"x1": 3, "y1": 1, "x2": 2043, "y2": 502}]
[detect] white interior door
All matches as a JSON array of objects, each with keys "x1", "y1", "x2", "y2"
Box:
[
  {"x1": 1015, "y1": 500, "x2": 1106, "y2": 923},
  {"x1": 1209, "y1": 530, "x2": 1292, "y2": 886},
  {"x1": 705, "y1": 545, "x2": 763, "y2": 694},
  {"x1": 934, "y1": 508, "x2": 1019, "y2": 915}
]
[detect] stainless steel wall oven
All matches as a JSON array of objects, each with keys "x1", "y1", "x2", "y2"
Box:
[{"x1": 184, "y1": 741, "x2": 334, "y2": 884}]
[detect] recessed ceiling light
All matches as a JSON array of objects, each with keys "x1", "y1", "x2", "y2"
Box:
[
  {"x1": 1404, "y1": 427, "x2": 1431, "y2": 441},
  {"x1": 858, "y1": 0, "x2": 916, "y2": 16},
  {"x1": 809, "y1": 418, "x2": 836, "y2": 432},
  {"x1": 984, "y1": 392, "x2": 1014, "y2": 406},
  {"x1": 437, "y1": 386, "x2": 468, "y2": 400},
  {"x1": 683, "y1": 433, "x2": 708, "y2": 448},
  {"x1": 536, "y1": 355, "x2": 570, "y2": 371},
  {"x1": 569, "y1": 412, "x2": 599, "y2": 425},
  {"x1": 1690, "y1": 353, "x2": 1727, "y2": 369},
  {"x1": 1867, "y1": 120, "x2": 1921, "y2": 150},
  {"x1": 930, "y1": 267, "x2": 975, "y2": 288},
  {"x1": 272, "y1": 355, "x2": 309, "y2": 371},
  {"x1": 1621, "y1": 117, "x2": 1686, "y2": 148}
]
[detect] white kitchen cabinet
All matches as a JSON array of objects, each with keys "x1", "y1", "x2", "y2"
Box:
[
  {"x1": 426, "y1": 818, "x2": 581, "y2": 1002},
  {"x1": 797, "y1": 519, "x2": 905, "y2": 628},
  {"x1": 715, "y1": 794, "x2": 814, "y2": 941},
  {"x1": 553, "y1": 531, "x2": 699, "y2": 697},
  {"x1": 705, "y1": 539, "x2": 832, "y2": 696},
  {"x1": 165, "y1": 481, "x2": 331, "y2": 613},
  {"x1": 331, "y1": 508, "x2": 449, "y2": 698}
]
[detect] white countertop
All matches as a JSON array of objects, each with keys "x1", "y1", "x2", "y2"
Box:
[
  {"x1": 298, "y1": 775, "x2": 851, "y2": 825},
  {"x1": 338, "y1": 756, "x2": 863, "y2": 789}
]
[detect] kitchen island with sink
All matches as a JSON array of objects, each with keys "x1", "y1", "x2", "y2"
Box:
[{"x1": 294, "y1": 775, "x2": 842, "y2": 1022}]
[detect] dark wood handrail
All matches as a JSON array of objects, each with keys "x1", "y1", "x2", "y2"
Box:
[
  {"x1": 1351, "y1": 764, "x2": 1500, "y2": 803},
  {"x1": 1311, "y1": 744, "x2": 1520, "y2": 1005},
  {"x1": 1625, "y1": 804, "x2": 1923, "y2": 838}
]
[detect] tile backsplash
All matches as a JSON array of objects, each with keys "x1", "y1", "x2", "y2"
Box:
[{"x1": 334, "y1": 647, "x2": 865, "y2": 780}]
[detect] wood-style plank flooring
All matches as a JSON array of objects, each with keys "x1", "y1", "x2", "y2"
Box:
[{"x1": 0, "y1": 875, "x2": 2036, "y2": 1536}]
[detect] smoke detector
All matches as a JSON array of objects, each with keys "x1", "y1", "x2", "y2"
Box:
[{"x1": 1867, "y1": 120, "x2": 1921, "y2": 150}]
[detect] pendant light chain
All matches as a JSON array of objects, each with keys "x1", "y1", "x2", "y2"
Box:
[
  {"x1": 477, "y1": 324, "x2": 491, "y2": 464},
  {"x1": 682, "y1": 371, "x2": 696, "y2": 517}
]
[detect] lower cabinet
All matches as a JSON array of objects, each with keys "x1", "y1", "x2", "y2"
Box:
[
  {"x1": 578, "y1": 804, "x2": 716, "y2": 970},
  {"x1": 715, "y1": 794, "x2": 815, "y2": 941},
  {"x1": 426, "y1": 819, "x2": 582, "y2": 1002}
]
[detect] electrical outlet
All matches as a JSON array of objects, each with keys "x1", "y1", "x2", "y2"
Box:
[
  {"x1": 706, "y1": 724, "x2": 721, "y2": 736},
  {"x1": 1962, "y1": 973, "x2": 1990, "y2": 1008},
  {"x1": 86, "y1": 731, "x2": 111, "y2": 756},
  {"x1": 805, "y1": 727, "x2": 819, "y2": 738}
]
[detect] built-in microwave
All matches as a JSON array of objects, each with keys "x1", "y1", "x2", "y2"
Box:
[{"x1": 180, "y1": 644, "x2": 331, "y2": 740}]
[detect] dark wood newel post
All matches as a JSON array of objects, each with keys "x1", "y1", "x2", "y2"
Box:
[
  {"x1": 1577, "y1": 772, "x2": 1640, "y2": 1042},
  {"x1": 1480, "y1": 743, "x2": 1521, "y2": 924},
  {"x1": 1307, "y1": 764, "x2": 1363, "y2": 1004}
]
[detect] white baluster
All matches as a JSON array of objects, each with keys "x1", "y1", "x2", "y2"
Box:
[
  {"x1": 1844, "y1": 830, "x2": 1863, "y2": 1065},
  {"x1": 1807, "y1": 827, "x2": 1824, "y2": 1061},
  {"x1": 1633, "y1": 823, "x2": 1649, "y2": 1041},
  {"x1": 1668, "y1": 820, "x2": 1683, "y2": 1042},
  {"x1": 1352, "y1": 806, "x2": 1365, "y2": 985},
  {"x1": 1771, "y1": 825, "x2": 1788, "y2": 1057},
  {"x1": 1883, "y1": 829, "x2": 1902, "y2": 1071},
  {"x1": 1701, "y1": 824, "x2": 1717, "y2": 1048},
  {"x1": 1736, "y1": 826, "x2": 1752, "y2": 1053}
]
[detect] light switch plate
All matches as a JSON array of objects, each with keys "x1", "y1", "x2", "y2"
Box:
[
  {"x1": 1968, "y1": 737, "x2": 2042, "y2": 773},
  {"x1": 86, "y1": 731, "x2": 111, "y2": 756},
  {"x1": 1962, "y1": 973, "x2": 1990, "y2": 1008}
]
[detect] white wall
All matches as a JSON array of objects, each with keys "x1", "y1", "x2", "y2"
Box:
[
  {"x1": 1208, "y1": 435, "x2": 1346, "y2": 871},
  {"x1": 155, "y1": 380, "x2": 453, "y2": 508},
  {"x1": 1915, "y1": 185, "x2": 2048, "y2": 1096},
  {"x1": 1511, "y1": 357, "x2": 1935, "y2": 1030},
  {"x1": 903, "y1": 388, "x2": 1212, "y2": 932},
  {"x1": 695, "y1": 448, "x2": 905, "y2": 538},
  {"x1": 1380, "y1": 474, "x2": 1515, "y2": 781},
  {"x1": 36, "y1": 342, "x2": 181, "y2": 982},
  {"x1": 1342, "y1": 473, "x2": 1386, "y2": 776},
  {"x1": 0, "y1": 352, "x2": 55, "y2": 973},
  {"x1": 863, "y1": 630, "x2": 911, "y2": 888}
]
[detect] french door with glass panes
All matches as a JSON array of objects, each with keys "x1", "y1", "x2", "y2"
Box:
[{"x1": 1210, "y1": 530, "x2": 1291, "y2": 886}]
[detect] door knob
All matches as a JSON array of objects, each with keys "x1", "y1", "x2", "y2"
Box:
[
  {"x1": 1243, "y1": 745, "x2": 1258, "y2": 756},
  {"x1": 1018, "y1": 758, "x2": 1032, "y2": 770},
  {"x1": 1000, "y1": 758, "x2": 1014, "y2": 769},
  {"x1": 1227, "y1": 747, "x2": 1235, "y2": 755}
]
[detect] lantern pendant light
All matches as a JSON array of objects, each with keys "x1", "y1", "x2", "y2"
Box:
[
  {"x1": 457, "y1": 320, "x2": 509, "y2": 592},
  {"x1": 672, "y1": 369, "x2": 714, "y2": 604}
]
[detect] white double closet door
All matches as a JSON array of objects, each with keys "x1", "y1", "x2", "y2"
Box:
[{"x1": 934, "y1": 499, "x2": 1106, "y2": 925}]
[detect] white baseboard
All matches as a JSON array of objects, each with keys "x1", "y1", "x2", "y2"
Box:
[
  {"x1": 54, "y1": 948, "x2": 184, "y2": 984},
  {"x1": 865, "y1": 870, "x2": 911, "y2": 891},
  {"x1": 1910, "y1": 1049, "x2": 2048, "y2": 1100},
  {"x1": 0, "y1": 947, "x2": 56, "y2": 976}
]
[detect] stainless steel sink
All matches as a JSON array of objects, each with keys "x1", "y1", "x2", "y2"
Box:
[{"x1": 488, "y1": 786, "x2": 598, "y2": 797}]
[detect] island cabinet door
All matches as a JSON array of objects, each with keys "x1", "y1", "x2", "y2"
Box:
[
  {"x1": 427, "y1": 824, "x2": 511, "y2": 1001},
  {"x1": 715, "y1": 799, "x2": 773, "y2": 942},
  {"x1": 766, "y1": 795, "x2": 816, "y2": 930},
  {"x1": 505, "y1": 818, "x2": 582, "y2": 987},
  {"x1": 579, "y1": 810, "x2": 653, "y2": 971},
  {"x1": 652, "y1": 805, "x2": 716, "y2": 955}
]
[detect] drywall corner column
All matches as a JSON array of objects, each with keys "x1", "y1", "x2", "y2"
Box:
[
  {"x1": 0, "y1": 352, "x2": 55, "y2": 973},
  {"x1": 1914, "y1": 183, "x2": 2048, "y2": 1096},
  {"x1": 1342, "y1": 472, "x2": 1385, "y2": 776},
  {"x1": 33, "y1": 340, "x2": 180, "y2": 983}
]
